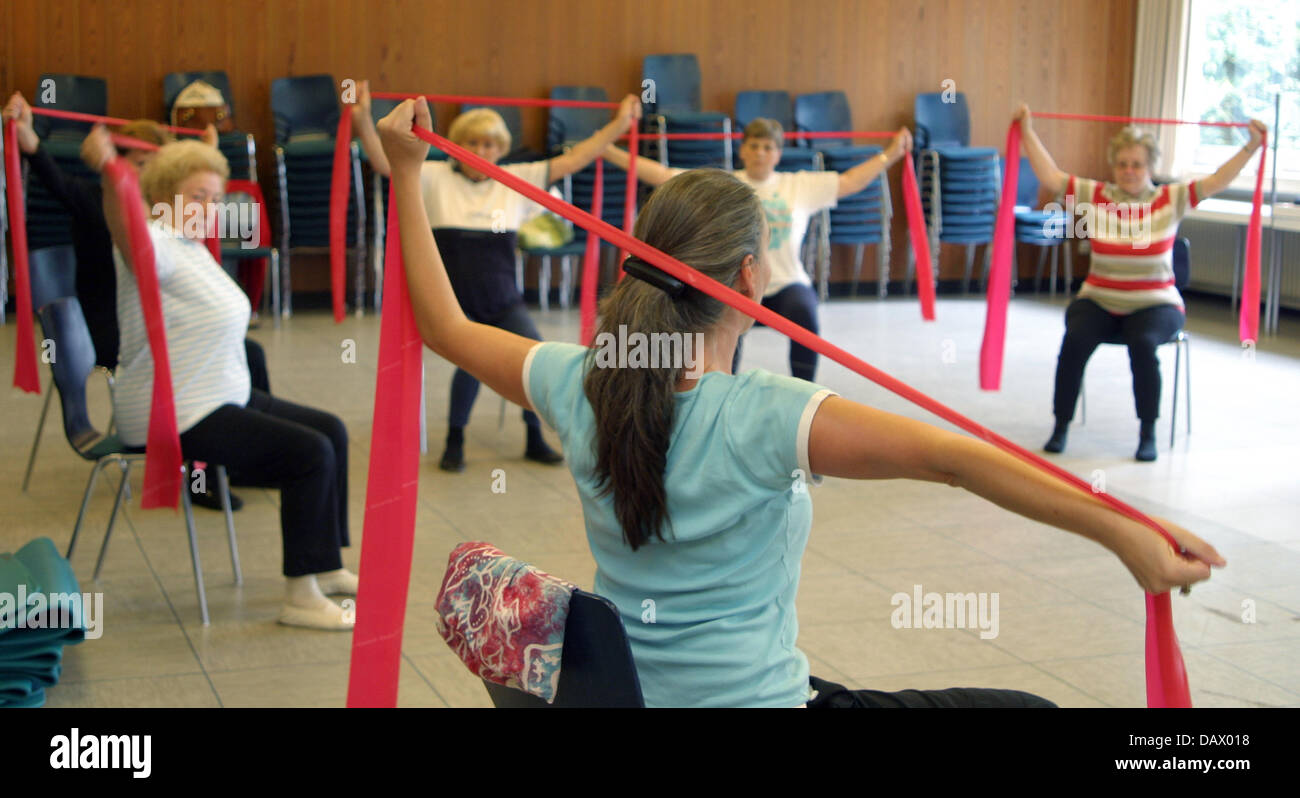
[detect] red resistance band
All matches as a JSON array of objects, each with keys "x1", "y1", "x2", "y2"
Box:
[
  {"x1": 6, "y1": 110, "x2": 203, "y2": 392},
  {"x1": 981, "y1": 113, "x2": 1265, "y2": 392},
  {"x1": 346, "y1": 120, "x2": 1195, "y2": 708},
  {"x1": 103, "y1": 158, "x2": 184, "y2": 509},
  {"x1": 331, "y1": 92, "x2": 636, "y2": 322}
]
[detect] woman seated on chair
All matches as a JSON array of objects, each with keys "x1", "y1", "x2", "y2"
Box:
[
  {"x1": 3, "y1": 91, "x2": 270, "y2": 511},
  {"x1": 1014, "y1": 104, "x2": 1266, "y2": 461},
  {"x1": 377, "y1": 98, "x2": 1223, "y2": 707},
  {"x1": 82, "y1": 125, "x2": 356, "y2": 631},
  {"x1": 350, "y1": 80, "x2": 641, "y2": 472},
  {"x1": 602, "y1": 118, "x2": 912, "y2": 382}
]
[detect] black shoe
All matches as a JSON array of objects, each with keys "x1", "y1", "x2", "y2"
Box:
[
  {"x1": 1043, "y1": 422, "x2": 1069, "y2": 454},
  {"x1": 439, "y1": 445, "x2": 466, "y2": 473},
  {"x1": 191, "y1": 486, "x2": 243, "y2": 512},
  {"x1": 524, "y1": 440, "x2": 564, "y2": 465},
  {"x1": 1135, "y1": 422, "x2": 1157, "y2": 462}
]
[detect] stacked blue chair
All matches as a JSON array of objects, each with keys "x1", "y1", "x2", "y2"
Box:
[
  {"x1": 164, "y1": 70, "x2": 282, "y2": 320},
  {"x1": 270, "y1": 74, "x2": 366, "y2": 318},
  {"x1": 642, "y1": 54, "x2": 732, "y2": 169},
  {"x1": 794, "y1": 92, "x2": 892, "y2": 299},
  {"x1": 914, "y1": 91, "x2": 1001, "y2": 294},
  {"x1": 1009, "y1": 155, "x2": 1071, "y2": 296},
  {"x1": 733, "y1": 90, "x2": 793, "y2": 168},
  {"x1": 25, "y1": 74, "x2": 108, "y2": 250}
]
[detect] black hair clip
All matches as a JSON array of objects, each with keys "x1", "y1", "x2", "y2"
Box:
[{"x1": 623, "y1": 256, "x2": 689, "y2": 299}]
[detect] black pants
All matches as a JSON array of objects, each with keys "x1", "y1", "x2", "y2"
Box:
[
  {"x1": 243, "y1": 338, "x2": 271, "y2": 394},
  {"x1": 806, "y1": 676, "x2": 1057, "y2": 708},
  {"x1": 732, "y1": 283, "x2": 820, "y2": 381},
  {"x1": 449, "y1": 301, "x2": 543, "y2": 430},
  {"x1": 180, "y1": 389, "x2": 348, "y2": 577},
  {"x1": 1052, "y1": 299, "x2": 1184, "y2": 423}
]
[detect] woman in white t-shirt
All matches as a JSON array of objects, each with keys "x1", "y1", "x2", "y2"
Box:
[
  {"x1": 376, "y1": 97, "x2": 1224, "y2": 707},
  {"x1": 85, "y1": 127, "x2": 356, "y2": 631},
  {"x1": 351, "y1": 81, "x2": 641, "y2": 472},
  {"x1": 604, "y1": 118, "x2": 912, "y2": 381}
]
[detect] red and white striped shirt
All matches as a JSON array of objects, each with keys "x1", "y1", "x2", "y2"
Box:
[{"x1": 1065, "y1": 175, "x2": 1203, "y2": 315}]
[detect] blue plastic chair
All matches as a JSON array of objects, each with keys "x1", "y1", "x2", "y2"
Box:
[
  {"x1": 547, "y1": 86, "x2": 612, "y2": 152},
  {"x1": 269, "y1": 74, "x2": 366, "y2": 318},
  {"x1": 38, "y1": 297, "x2": 240, "y2": 625},
  {"x1": 643, "y1": 54, "x2": 731, "y2": 169},
  {"x1": 1008, "y1": 156, "x2": 1072, "y2": 296},
  {"x1": 821, "y1": 147, "x2": 894, "y2": 299},
  {"x1": 794, "y1": 91, "x2": 854, "y2": 150},
  {"x1": 480, "y1": 588, "x2": 645, "y2": 708}
]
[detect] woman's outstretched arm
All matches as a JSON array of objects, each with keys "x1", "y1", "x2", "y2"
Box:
[
  {"x1": 1014, "y1": 103, "x2": 1069, "y2": 197},
  {"x1": 836, "y1": 127, "x2": 911, "y2": 198},
  {"x1": 600, "y1": 143, "x2": 676, "y2": 186},
  {"x1": 378, "y1": 98, "x2": 536, "y2": 410},
  {"x1": 1193, "y1": 119, "x2": 1266, "y2": 199},
  {"x1": 548, "y1": 95, "x2": 642, "y2": 182},
  {"x1": 807, "y1": 396, "x2": 1225, "y2": 595},
  {"x1": 351, "y1": 80, "x2": 391, "y2": 178}
]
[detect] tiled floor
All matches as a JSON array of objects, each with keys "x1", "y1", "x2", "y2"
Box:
[{"x1": 3, "y1": 291, "x2": 1297, "y2": 707}]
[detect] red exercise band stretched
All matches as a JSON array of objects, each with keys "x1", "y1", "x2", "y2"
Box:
[
  {"x1": 980, "y1": 112, "x2": 1265, "y2": 392},
  {"x1": 29, "y1": 106, "x2": 205, "y2": 137},
  {"x1": 346, "y1": 119, "x2": 1195, "y2": 708}
]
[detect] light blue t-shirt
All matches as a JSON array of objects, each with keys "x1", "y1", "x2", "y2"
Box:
[{"x1": 523, "y1": 341, "x2": 837, "y2": 708}]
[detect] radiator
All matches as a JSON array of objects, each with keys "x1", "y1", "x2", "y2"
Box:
[{"x1": 1180, "y1": 217, "x2": 1299, "y2": 310}]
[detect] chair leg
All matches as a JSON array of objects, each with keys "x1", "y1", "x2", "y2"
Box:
[
  {"x1": 21, "y1": 380, "x2": 55, "y2": 492},
  {"x1": 93, "y1": 459, "x2": 132, "y2": 581},
  {"x1": 1170, "y1": 339, "x2": 1181, "y2": 450},
  {"x1": 217, "y1": 465, "x2": 242, "y2": 586},
  {"x1": 540, "y1": 256, "x2": 551, "y2": 312},
  {"x1": 850, "y1": 243, "x2": 864, "y2": 298},
  {"x1": 180, "y1": 466, "x2": 211, "y2": 626},
  {"x1": 1184, "y1": 335, "x2": 1191, "y2": 437},
  {"x1": 515, "y1": 252, "x2": 524, "y2": 295},
  {"x1": 559, "y1": 256, "x2": 572, "y2": 310},
  {"x1": 1035, "y1": 248, "x2": 1048, "y2": 293},
  {"x1": 963, "y1": 245, "x2": 975, "y2": 295},
  {"x1": 69, "y1": 458, "x2": 114, "y2": 559},
  {"x1": 1080, "y1": 379, "x2": 1087, "y2": 426},
  {"x1": 1049, "y1": 246, "x2": 1060, "y2": 298}
]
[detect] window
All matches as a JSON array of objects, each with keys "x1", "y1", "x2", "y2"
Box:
[{"x1": 1174, "y1": 0, "x2": 1298, "y2": 193}]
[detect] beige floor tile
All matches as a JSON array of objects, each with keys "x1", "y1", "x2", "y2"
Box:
[
  {"x1": 44, "y1": 673, "x2": 221, "y2": 708},
  {"x1": 208, "y1": 659, "x2": 442, "y2": 708},
  {"x1": 57, "y1": 623, "x2": 203, "y2": 684},
  {"x1": 978, "y1": 601, "x2": 1146, "y2": 662},
  {"x1": 797, "y1": 618, "x2": 1021, "y2": 681},
  {"x1": 1035, "y1": 650, "x2": 1299, "y2": 708}
]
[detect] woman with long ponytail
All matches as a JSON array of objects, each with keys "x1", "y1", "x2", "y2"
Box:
[{"x1": 379, "y1": 98, "x2": 1223, "y2": 708}]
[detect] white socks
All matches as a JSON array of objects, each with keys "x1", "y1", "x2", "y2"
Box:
[
  {"x1": 315, "y1": 568, "x2": 359, "y2": 596},
  {"x1": 279, "y1": 574, "x2": 354, "y2": 631}
]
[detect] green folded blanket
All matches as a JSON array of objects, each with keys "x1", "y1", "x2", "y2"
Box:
[{"x1": 0, "y1": 538, "x2": 89, "y2": 707}]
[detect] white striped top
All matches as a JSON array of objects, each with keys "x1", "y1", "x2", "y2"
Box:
[
  {"x1": 1066, "y1": 175, "x2": 1203, "y2": 315},
  {"x1": 112, "y1": 219, "x2": 251, "y2": 446}
]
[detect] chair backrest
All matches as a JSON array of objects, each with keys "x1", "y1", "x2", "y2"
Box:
[
  {"x1": 163, "y1": 70, "x2": 234, "y2": 118},
  {"x1": 735, "y1": 90, "x2": 793, "y2": 131},
  {"x1": 775, "y1": 147, "x2": 819, "y2": 172},
  {"x1": 33, "y1": 74, "x2": 107, "y2": 140},
  {"x1": 794, "y1": 91, "x2": 852, "y2": 148},
  {"x1": 270, "y1": 74, "x2": 339, "y2": 143},
  {"x1": 1173, "y1": 236, "x2": 1190, "y2": 291},
  {"x1": 481, "y1": 588, "x2": 645, "y2": 708},
  {"x1": 28, "y1": 245, "x2": 77, "y2": 311},
  {"x1": 914, "y1": 91, "x2": 972, "y2": 151},
  {"x1": 1014, "y1": 155, "x2": 1037, "y2": 207},
  {"x1": 36, "y1": 297, "x2": 103, "y2": 455},
  {"x1": 642, "y1": 53, "x2": 703, "y2": 115},
  {"x1": 547, "y1": 86, "x2": 610, "y2": 153}
]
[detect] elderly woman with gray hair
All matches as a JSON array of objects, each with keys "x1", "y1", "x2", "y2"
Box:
[
  {"x1": 1014, "y1": 104, "x2": 1266, "y2": 461},
  {"x1": 81, "y1": 126, "x2": 356, "y2": 630}
]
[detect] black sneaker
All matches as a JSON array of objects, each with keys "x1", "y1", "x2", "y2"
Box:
[
  {"x1": 1043, "y1": 424, "x2": 1068, "y2": 454},
  {"x1": 439, "y1": 444, "x2": 466, "y2": 473},
  {"x1": 524, "y1": 441, "x2": 564, "y2": 465}
]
